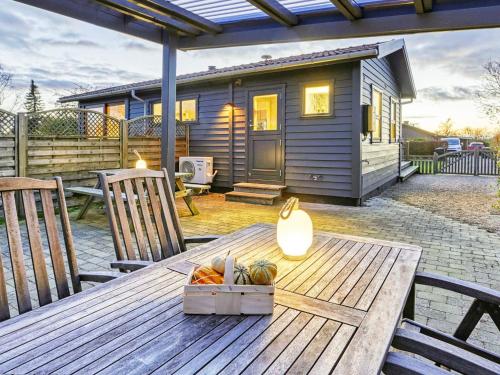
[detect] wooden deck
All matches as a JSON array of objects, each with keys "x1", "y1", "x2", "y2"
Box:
[{"x1": 0, "y1": 223, "x2": 421, "y2": 374}]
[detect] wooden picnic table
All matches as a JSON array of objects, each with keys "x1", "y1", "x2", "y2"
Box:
[
  {"x1": 69, "y1": 169, "x2": 199, "y2": 219},
  {"x1": 0, "y1": 223, "x2": 421, "y2": 374}
]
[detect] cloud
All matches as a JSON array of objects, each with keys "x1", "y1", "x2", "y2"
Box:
[
  {"x1": 123, "y1": 41, "x2": 156, "y2": 51},
  {"x1": 36, "y1": 37, "x2": 102, "y2": 48},
  {"x1": 418, "y1": 86, "x2": 477, "y2": 101}
]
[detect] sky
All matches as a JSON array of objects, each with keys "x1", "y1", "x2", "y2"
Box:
[{"x1": 0, "y1": 1, "x2": 499, "y2": 133}]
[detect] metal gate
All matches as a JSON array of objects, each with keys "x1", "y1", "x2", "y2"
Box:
[{"x1": 435, "y1": 150, "x2": 499, "y2": 175}]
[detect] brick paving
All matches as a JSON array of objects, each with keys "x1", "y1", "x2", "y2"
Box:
[{"x1": 1, "y1": 191, "x2": 499, "y2": 353}]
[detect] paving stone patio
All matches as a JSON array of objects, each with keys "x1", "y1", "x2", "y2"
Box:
[{"x1": 1, "y1": 188, "x2": 499, "y2": 353}]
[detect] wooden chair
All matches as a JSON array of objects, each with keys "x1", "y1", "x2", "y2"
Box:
[
  {"x1": 383, "y1": 271, "x2": 500, "y2": 374},
  {"x1": 0, "y1": 177, "x2": 121, "y2": 322},
  {"x1": 98, "y1": 168, "x2": 219, "y2": 271}
]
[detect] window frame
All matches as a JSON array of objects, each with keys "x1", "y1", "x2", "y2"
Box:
[
  {"x1": 370, "y1": 85, "x2": 384, "y2": 143},
  {"x1": 300, "y1": 80, "x2": 335, "y2": 118},
  {"x1": 389, "y1": 97, "x2": 398, "y2": 143},
  {"x1": 149, "y1": 96, "x2": 199, "y2": 123}
]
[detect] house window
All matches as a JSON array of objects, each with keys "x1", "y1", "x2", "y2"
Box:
[
  {"x1": 105, "y1": 102, "x2": 125, "y2": 120},
  {"x1": 150, "y1": 98, "x2": 197, "y2": 122},
  {"x1": 152, "y1": 101, "x2": 162, "y2": 116},
  {"x1": 390, "y1": 98, "x2": 398, "y2": 143},
  {"x1": 302, "y1": 81, "x2": 333, "y2": 116},
  {"x1": 252, "y1": 94, "x2": 278, "y2": 131},
  {"x1": 83, "y1": 102, "x2": 123, "y2": 137},
  {"x1": 371, "y1": 88, "x2": 383, "y2": 142}
]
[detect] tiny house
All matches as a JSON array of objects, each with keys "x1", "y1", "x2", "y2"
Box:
[{"x1": 60, "y1": 39, "x2": 416, "y2": 205}]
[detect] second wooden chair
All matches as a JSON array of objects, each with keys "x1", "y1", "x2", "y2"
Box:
[{"x1": 99, "y1": 168, "x2": 219, "y2": 271}]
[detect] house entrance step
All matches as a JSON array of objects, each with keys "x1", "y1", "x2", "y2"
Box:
[
  {"x1": 399, "y1": 165, "x2": 419, "y2": 181},
  {"x1": 225, "y1": 191, "x2": 280, "y2": 206},
  {"x1": 233, "y1": 182, "x2": 287, "y2": 197},
  {"x1": 401, "y1": 161, "x2": 412, "y2": 170}
]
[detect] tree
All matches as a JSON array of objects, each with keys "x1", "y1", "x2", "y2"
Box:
[
  {"x1": 476, "y1": 60, "x2": 500, "y2": 125},
  {"x1": 24, "y1": 80, "x2": 44, "y2": 113},
  {"x1": 436, "y1": 118, "x2": 454, "y2": 136},
  {"x1": 0, "y1": 64, "x2": 13, "y2": 107}
]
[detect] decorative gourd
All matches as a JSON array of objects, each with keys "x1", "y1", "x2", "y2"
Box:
[
  {"x1": 249, "y1": 260, "x2": 278, "y2": 285},
  {"x1": 211, "y1": 255, "x2": 227, "y2": 274},
  {"x1": 191, "y1": 266, "x2": 224, "y2": 285},
  {"x1": 233, "y1": 263, "x2": 252, "y2": 285}
]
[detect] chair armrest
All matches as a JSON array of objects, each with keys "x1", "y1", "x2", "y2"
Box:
[
  {"x1": 79, "y1": 271, "x2": 124, "y2": 283},
  {"x1": 184, "y1": 235, "x2": 221, "y2": 244},
  {"x1": 392, "y1": 328, "x2": 500, "y2": 374},
  {"x1": 415, "y1": 272, "x2": 500, "y2": 305},
  {"x1": 384, "y1": 352, "x2": 451, "y2": 375},
  {"x1": 110, "y1": 260, "x2": 153, "y2": 271}
]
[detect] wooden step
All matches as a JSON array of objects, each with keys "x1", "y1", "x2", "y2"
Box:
[
  {"x1": 233, "y1": 182, "x2": 287, "y2": 196},
  {"x1": 399, "y1": 165, "x2": 419, "y2": 181},
  {"x1": 401, "y1": 161, "x2": 412, "y2": 170},
  {"x1": 225, "y1": 191, "x2": 280, "y2": 206}
]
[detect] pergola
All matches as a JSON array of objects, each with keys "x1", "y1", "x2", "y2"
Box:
[{"x1": 13, "y1": 0, "x2": 500, "y2": 182}]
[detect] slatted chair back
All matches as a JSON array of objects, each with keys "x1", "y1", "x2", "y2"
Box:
[
  {"x1": 0, "y1": 177, "x2": 81, "y2": 322},
  {"x1": 99, "y1": 168, "x2": 186, "y2": 263}
]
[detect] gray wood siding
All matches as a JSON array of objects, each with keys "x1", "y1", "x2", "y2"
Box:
[
  {"x1": 361, "y1": 57, "x2": 401, "y2": 196},
  {"x1": 78, "y1": 59, "x2": 399, "y2": 198}
]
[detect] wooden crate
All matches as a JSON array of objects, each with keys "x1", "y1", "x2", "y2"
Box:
[{"x1": 183, "y1": 256, "x2": 275, "y2": 315}]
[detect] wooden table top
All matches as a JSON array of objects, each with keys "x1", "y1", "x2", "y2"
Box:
[{"x1": 0, "y1": 224, "x2": 421, "y2": 374}]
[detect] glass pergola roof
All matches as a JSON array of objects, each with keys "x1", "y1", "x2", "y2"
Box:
[{"x1": 14, "y1": 0, "x2": 500, "y2": 50}]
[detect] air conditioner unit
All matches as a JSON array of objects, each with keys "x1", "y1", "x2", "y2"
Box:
[{"x1": 179, "y1": 156, "x2": 217, "y2": 184}]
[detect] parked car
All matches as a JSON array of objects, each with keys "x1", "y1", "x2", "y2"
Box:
[
  {"x1": 441, "y1": 137, "x2": 462, "y2": 152},
  {"x1": 467, "y1": 142, "x2": 485, "y2": 151}
]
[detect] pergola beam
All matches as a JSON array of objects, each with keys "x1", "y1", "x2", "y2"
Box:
[
  {"x1": 129, "y1": 0, "x2": 223, "y2": 34},
  {"x1": 247, "y1": 0, "x2": 299, "y2": 26},
  {"x1": 95, "y1": 0, "x2": 200, "y2": 36},
  {"x1": 179, "y1": 1, "x2": 500, "y2": 50},
  {"x1": 14, "y1": 0, "x2": 163, "y2": 43},
  {"x1": 330, "y1": 0, "x2": 362, "y2": 20},
  {"x1": 415, "y1": 0, "x2": 433, "y2": 14}
]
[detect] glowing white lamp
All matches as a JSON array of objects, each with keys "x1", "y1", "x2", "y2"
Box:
[
  {"x1": 134, "y1": 150, "x2": 147, "y2": 169},
  {"x1": 277, "y1": 197, "x2": 313, "y2": 260}
]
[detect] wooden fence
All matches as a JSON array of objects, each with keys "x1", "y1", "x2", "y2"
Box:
[
  {"x1": 0, "y1": 109, "x2": 16, "y2": 178},
  {"x1": 0, "y1": 109, "x2": 188, "y2": 190}
]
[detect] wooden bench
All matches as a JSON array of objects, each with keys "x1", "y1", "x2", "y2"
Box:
[
  {"x1": 183, "y1": 183, "x2": 211, "y2": 195},
  {"x1": 67, "y1": 185, "x2": 193, "y2": 219}
]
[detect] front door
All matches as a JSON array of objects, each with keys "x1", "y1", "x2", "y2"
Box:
[{"x1": 247, "y1": 88, "x2": 284, "y2": 184}]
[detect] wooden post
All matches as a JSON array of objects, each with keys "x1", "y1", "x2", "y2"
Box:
[
  {"x1": 474, "y1": 149, "x2": 479, "y2": 176},
  {"x1": 432, "y1": 152, "x2": 438, "y2": 174},
  {"x1": 120, "y1": 119, "x2": 128, "y2": 168},
  {"x1": 17, "y1": 113, "x2": 28, "y2": 178},
  {"x1": 161, "y1": 32, "x2": 178, "y2": 189},
  {"x1": 228, "y1": 82, "x2": 234, "y2": 186}
]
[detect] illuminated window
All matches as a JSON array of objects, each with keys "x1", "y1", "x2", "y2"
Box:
[
  {"x1": 302, "y1": 81, "x2": 333, "y2": 116},
  {"x1": 104, "y1": 102, "x2": 124, "y2": 137},
  {"x1": 180, "y1": 99, "x2": 197, "y2": 122},
  {"x1": 390, "y1": 98, "x2": 398, "y2": 142},
  {"x1": 152, "y1": 101, "x2": 162, "y2": 116},
  {"x1": 372, "y1": 88, "x2": 383, "y2": 142},
  {"x1": 252, "y1": 94, "x2": 278, "y2": 131},
  {"x1": 152, "y1": 99, "x2": 197, "y2": 122}
]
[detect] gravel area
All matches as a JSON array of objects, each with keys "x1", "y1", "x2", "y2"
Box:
[{"x1": 382, "y1": 174, "x2": 500, "y2": 233}]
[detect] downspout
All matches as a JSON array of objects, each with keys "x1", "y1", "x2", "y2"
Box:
[
  {"x1": 399, "y1": 98, "x2": 414, "y2": 173},
  {"x1": 131, "y1": 89, "x2": 147, "y2": 116}
]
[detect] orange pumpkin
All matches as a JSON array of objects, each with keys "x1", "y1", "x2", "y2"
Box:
[{"x1": 191, "y1": 266, "x2": 224, "y2": 285}]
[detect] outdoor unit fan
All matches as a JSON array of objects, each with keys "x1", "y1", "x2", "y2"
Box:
[{"x1": 179, "y1": 156, "x2": 217, "y2": 184}]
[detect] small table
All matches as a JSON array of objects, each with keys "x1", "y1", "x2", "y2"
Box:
[
  {"x1": 0, "y1": 224, "x2": 421, "y2": 374},
  {"x1": 69, "y1": 169, "x2": 199, "y2": 219}
]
